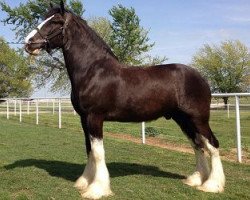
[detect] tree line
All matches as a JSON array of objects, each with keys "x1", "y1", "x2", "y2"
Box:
[{"x1": 0, "y1": 0, "x2": 249, "y2": 101}]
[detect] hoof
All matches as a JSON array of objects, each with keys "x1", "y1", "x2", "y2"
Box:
[
  {"x1": 182, "y1": 178, "x2": 202, "y2": 187},
  {"x1": 81, "y1": 182, "x2": 113, "y2": 200},
  {"x1": 74, "y1": 176, "x2": 89, "y2": 191},
  {"x1": 182, "y1": 172, "x2": 203, "y2": 187},
  {"x1": 197, "y1": 180, "x2": 224, "y2": 193}
]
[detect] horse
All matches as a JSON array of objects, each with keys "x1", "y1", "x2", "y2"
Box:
[{"x1": 24, "y1": 1, "x2": 225, "y2": 199}]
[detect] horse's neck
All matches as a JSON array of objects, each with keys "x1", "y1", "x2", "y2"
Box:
[
  {"x1": 64, "y1": 21, "x2": 115, "y2": 66},
  {"x1": 62, "y1": 27, "x2": 117, "y2": 88},
  {"x1": 63, "y1": 43, "x2": 114, "y2": 74}
]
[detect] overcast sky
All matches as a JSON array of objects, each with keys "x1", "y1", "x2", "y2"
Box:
[{"x1": 1, "y1": 0, "x2": 250, "y2": 97}]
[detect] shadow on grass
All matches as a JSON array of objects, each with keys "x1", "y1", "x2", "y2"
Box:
[{"x1": 5, "y1": 159, "x2": 185, "y2": 181}]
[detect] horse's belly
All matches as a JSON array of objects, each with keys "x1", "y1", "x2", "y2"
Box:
[{"x1": 106, "y1": 103, "x2": 172, "y2": 122}]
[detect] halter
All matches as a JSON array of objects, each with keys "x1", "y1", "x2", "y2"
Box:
[
  {"x1": 27, "y1": 28, "x2": 63, "y2": 53},
  {"x1": 29, "y1": 27, "x2": 63, "y2": 53},
  {"x1": 27, "y1": 14, "x2": 69, "y2": 54}
]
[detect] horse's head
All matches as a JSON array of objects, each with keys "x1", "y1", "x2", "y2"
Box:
[{"x1": 24, "y1": 1, "x2": 67, "y2": 55}]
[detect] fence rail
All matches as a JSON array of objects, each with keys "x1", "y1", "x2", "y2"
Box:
[
  {"x1": 0, "y1": 93, "x2": 250, "y2": 163},
  {"x1": 210, "y1": 93, "x2": 250, "y2": 163}
]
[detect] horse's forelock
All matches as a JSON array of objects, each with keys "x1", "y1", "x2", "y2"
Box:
[
  {"x1": 44, "y1": 7, "x2": 62, "y2": 19},
  {"x1": 44, "y1": 7, "x2": 72, "y2": 19}
]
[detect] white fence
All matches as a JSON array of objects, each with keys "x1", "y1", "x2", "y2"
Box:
[
  {"x1": 0, "y1": 98, "x2": 75, "y2": 128},
  {"x1": 0, "y1": 93, "x2": 250, "y2": 163},
  {"x1": 210, "y1": 93, "x2": 250, "y2": 163}
]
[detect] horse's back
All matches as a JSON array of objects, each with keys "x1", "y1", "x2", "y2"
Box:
[
  {"x1": 107, "y1": 63, "x2": 210, "y2": 122},
  {"x1": 121, "y1": 63, "x2": 211, "y2": 103}
]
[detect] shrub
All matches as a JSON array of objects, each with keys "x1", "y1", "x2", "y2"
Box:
[{"x1": 145, "y1": 126, "x2": 160, "y2": 137}]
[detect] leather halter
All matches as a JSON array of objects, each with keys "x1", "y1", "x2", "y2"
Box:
[
  {"x1": 27, "y1": 15, "x2": 69, "y2": 53},
  {"x1": 34, "y1": 26, "x2": 63, "y2": 53}
]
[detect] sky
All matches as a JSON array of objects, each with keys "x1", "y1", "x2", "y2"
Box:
[{"x1": 0, "y1": 0, "x2": 250, "y2": 97}]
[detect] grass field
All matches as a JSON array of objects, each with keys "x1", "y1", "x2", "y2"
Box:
[
  {"x1": 1, "y1": 107, "x2": 249, "y2": 161},
  {"x1": 0, "y1": 117, "x2": 250, "y2": 199}
]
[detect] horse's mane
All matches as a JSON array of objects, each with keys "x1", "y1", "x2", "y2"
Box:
[
  {"x1": 73, "y1": 15, "x2": 118, "y2": 59},
  {"x1": 45, "y1": 7, "x2": 117, "y2": 59}
]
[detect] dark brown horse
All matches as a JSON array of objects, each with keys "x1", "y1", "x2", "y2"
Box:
[{"x1": 25, "y1": 1, "x2": 225, "y2": 199}]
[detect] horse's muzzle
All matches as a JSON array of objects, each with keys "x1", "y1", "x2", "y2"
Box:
[{"x1": 24, "y1": 44, "x2": 41, "y2": 56}]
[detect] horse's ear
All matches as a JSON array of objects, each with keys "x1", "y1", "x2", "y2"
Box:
[
  {"x1": 60, "y1": 0, "x2": 65, "y2": 15},
  {"x1": 49, "y1": 2, "x2": 53, "y2": 8}
]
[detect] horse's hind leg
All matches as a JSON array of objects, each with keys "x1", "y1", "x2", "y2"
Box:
[
  {"x1": 172, "y1": 113, "x2": 210, "y2": 187},
  {"x1": 183, "y1": 141, "x2": 210, "y2": 187},
  {"x1": 193, "y1": 121, "x2": 225, "y2": 193}
]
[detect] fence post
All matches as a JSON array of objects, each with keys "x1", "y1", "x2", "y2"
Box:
[
  {"x1": 36, "y1": 99, "x2": 39, "y2": 125},
  {"x1": 227, "y1": 103, "x2": 230, "y2": 118},
  {"x1": 6, "y1": 99, "x2": 9, "y2": 119},
  {"x1": 14, "y1": 99, "x2": 17, "y2": 116},
  {"x1": 52, "y1": 99, "x2": 55, "y2": 115},
  {"x1": 58, "y1": 98, "x2": 62, "y2": 129},
  {"x1": 141, "y1": 122, "x2": 146, "y2": 144},
  {"x1": 19, "y1": 100, "x2": 22, "y2": 122},
  {"x1": 235, "y1": 96, "x2": 242, "y2": 163},
  {"x1": 27, "y1": 101, "x2": 30, "y2": 115}
]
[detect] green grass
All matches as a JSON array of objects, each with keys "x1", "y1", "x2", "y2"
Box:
[
  {"x1": 0, "y1": 118, "x2": 250, "y2": 199},
  {"x1": 1, "y1": 107, "x2": 249, "y2": 159}
]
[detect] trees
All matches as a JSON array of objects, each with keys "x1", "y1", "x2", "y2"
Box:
[
  {"x1": 1, "y1": 1, "x2": 166, "y2": 94},
  {"x1": 109, "y1": 4, "x2": 166, "y2": 65},
  {"x1": 192, "y1": 40, "x2": 250, "y2": 105},
  {"x1": 0, "y1": 0, "x2": 84, "y2": 42},
  {"x1": 0, "y1": 38, "x2": 32, "y2": 98},
  {"x1": 1, "y1": 0, "x2": 85, "y2": 95},
  {"x1": 88, "y1": 17, "x2": 112, "y2": 46}
]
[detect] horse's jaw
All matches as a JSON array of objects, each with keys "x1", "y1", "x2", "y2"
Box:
[
  {"x1": 30, "y1": 49, "x2": 41, "y2": 56},
  {"x1": 24, "y1": 45, "x2": 41, "y2": 56}
]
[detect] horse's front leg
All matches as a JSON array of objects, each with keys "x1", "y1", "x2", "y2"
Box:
[
  {"x1": 74, "y1": 116, "x2": 92, "y2": 190},
  {"x1": 75, "y1": 114, "x2": 113, "y2": 199}
]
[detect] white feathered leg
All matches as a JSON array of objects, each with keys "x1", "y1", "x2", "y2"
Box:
[
  {"x1": 80, "y1": 139, "x2": 113, "y2": 199},
  {"x1": 183, "y1": 145, "x2": 210, "y2": 187},
  {"x1": 74, "y1": 152, "x2": 95, "y2": 190},
  {"x1": 197, "y1": 137, "x2": 225, "y2": 193}
]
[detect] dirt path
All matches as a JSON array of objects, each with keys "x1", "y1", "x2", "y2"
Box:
[{"x1": 105, "y1": 132, "x2": 250, "y2": 164}]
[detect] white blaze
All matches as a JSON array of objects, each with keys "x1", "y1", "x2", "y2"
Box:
[{"x1": 25, "y1": 15, "x2": 55, "y2": 43}]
